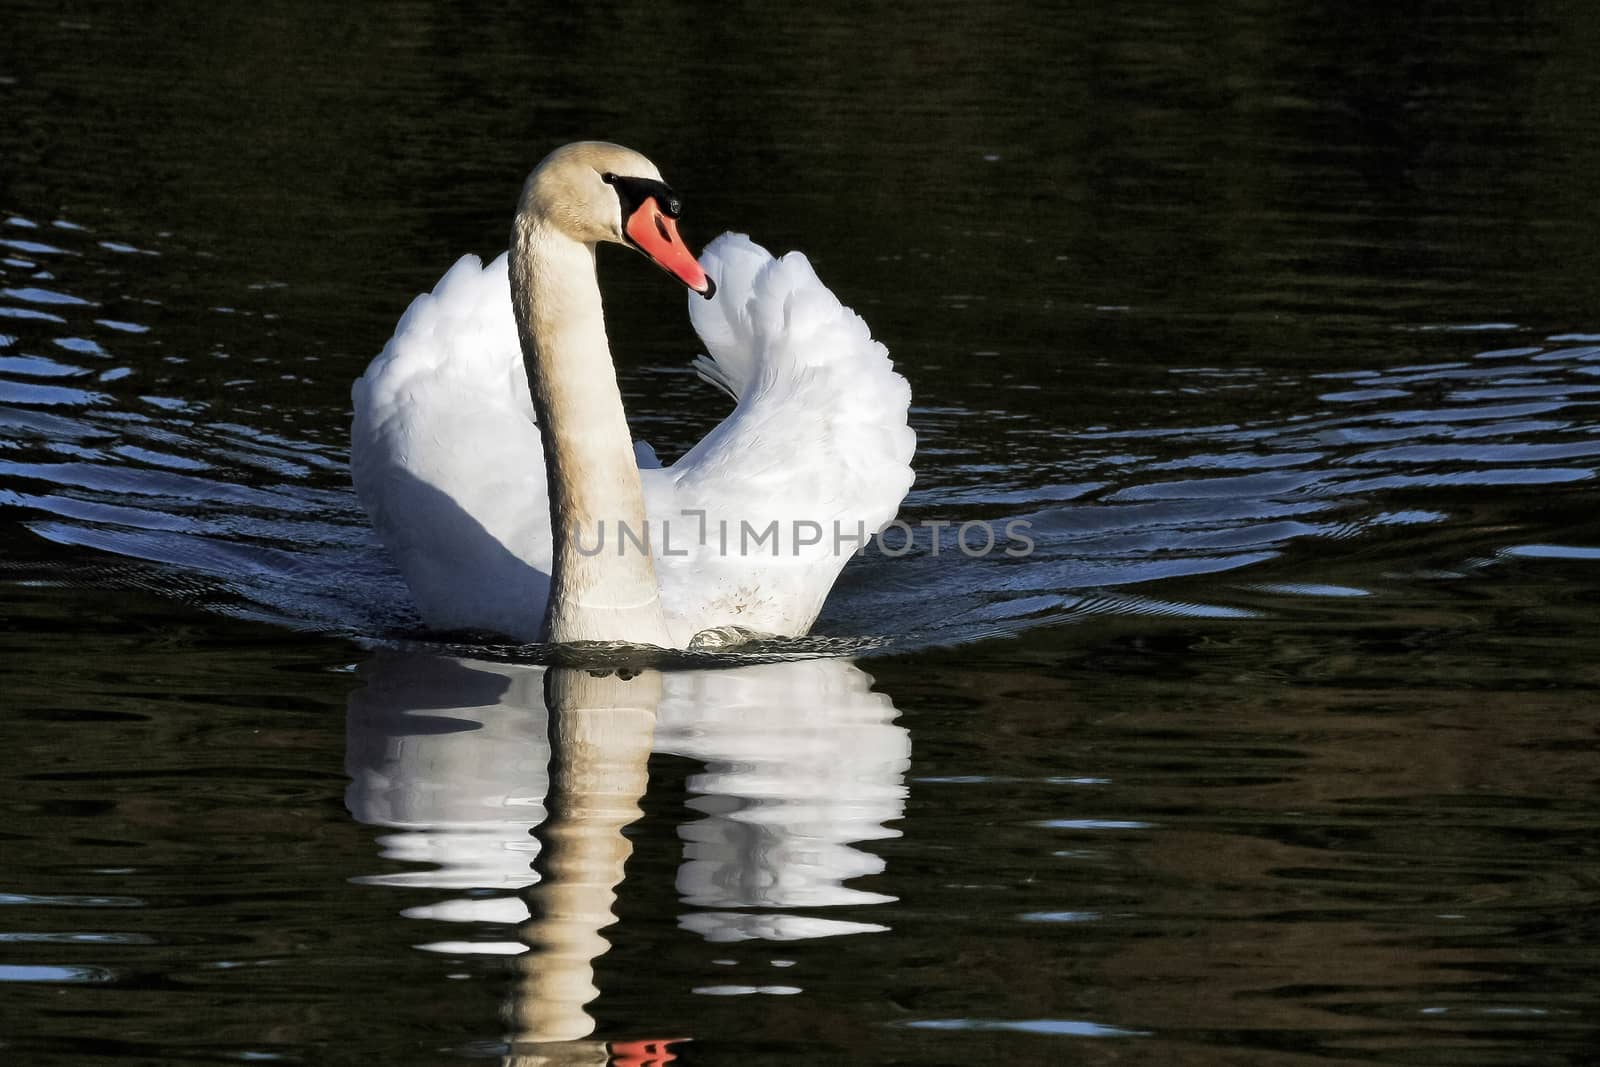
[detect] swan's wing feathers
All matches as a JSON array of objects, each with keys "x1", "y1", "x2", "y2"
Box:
[
  {"x1": 633, "y1": 439, "x2": 662, "y2": 470},
  {"x1": 686, "y1": 233, "x2": 775, "y2": 398},
  {"x1": 354, "y1": 252, "x2": 531, "y2": 426},
  {"x1": 351, "y1": 252, "x2": 551, "y2": 638},
  {"x1": 655, "y1": 234, "x2": 915, "y2": 638},
  {"x1": 690, "y1": 354, "x2": 740, "y2": 401}
]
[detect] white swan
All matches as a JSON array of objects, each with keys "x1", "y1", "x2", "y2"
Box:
[{"x1": 351, "y1": 142, "x2": 914, "y2": 647}]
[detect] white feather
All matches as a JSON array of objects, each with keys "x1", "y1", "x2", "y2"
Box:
[{"x1": 351, "y1": 235, "x2": 914, "y2": 645}]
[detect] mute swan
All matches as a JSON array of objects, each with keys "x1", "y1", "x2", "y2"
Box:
[{"x1": 351, "y1": 142, "x2": 915, "y2": 647}]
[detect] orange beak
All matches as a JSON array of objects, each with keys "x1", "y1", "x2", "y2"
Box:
[
  {"x1": 608, "y1": 1037, "x2": 687, "y2": 1065},
  {"x1": 625, "y1": 197, "x2": 715, "y2": 299}
]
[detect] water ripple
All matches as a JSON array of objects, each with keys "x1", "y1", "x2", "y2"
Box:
[{"x1": 1, "y1": 221, "x2": 1598, "y2": 653}]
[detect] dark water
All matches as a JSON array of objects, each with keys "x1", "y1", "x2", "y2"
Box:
[{"x1": 4, "y1": 3, "x2": 1600, "y2": 1064}]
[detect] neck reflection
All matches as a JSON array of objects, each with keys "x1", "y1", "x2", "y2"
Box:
[{"x1": 344, "y1": 652, "x2": 909, "y2": 1055}]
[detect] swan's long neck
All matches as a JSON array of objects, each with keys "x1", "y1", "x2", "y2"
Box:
[{"x1": 510, "y1": 215, "x2": 670, "y2": 646}]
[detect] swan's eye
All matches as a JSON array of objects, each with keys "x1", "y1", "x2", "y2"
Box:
[
  {"x1": 601, "y1": 172, "x2": 617, "y2": 184},
  {"x1": 666, "y1": 197, "x2": 682, "y2": 217}
]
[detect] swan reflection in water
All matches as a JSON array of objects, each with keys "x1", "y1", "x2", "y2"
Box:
[{"x1": 345, "y1": 652, "x2": 909, "y2": 1059}]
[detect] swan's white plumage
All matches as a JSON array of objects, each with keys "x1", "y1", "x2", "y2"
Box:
[
  {"x1": 351, "y1": 233, "x2": 914, "y2": 646},
  {"x1": 352, "y1": 251, "x2": 552, "y2": 638},
  {"x1": 646, "y1": 234, "x2": 915, "y2": 641}
]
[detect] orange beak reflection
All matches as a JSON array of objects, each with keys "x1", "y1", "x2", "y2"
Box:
[{"x1": 625, "y1": 197, "x2": 715, "y2": 298}]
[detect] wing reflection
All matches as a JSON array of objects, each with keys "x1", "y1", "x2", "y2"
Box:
[
  {"x1": 346, "y1": 653, "x2": 550, "y2": 899},
  {"x1": 344, "y1": 652, "x2": 908, "y2": 1052},
  {"x1": 657, "y1": 663, "x2": 907, "y2": 942}
]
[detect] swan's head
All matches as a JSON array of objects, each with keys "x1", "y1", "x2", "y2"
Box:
[{"x1": 520, "y1": 141, "x2": 715, "y2": 299}]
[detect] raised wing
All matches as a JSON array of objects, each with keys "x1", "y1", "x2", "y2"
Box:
[
  {"x1": 351, "y1": 253, "x2": 553, "y2": 638},
  {"x1": 644, "y1": 234, "x2": 916, "y2": 641}
]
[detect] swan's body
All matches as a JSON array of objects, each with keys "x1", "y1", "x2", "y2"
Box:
[{"x1": 351, "y1": 143, "x2": 914, "y2": 647}]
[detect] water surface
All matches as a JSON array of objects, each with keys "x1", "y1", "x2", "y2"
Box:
[{"x1": 3, "y1": 3, "x2": 1600, "y2": 1064}]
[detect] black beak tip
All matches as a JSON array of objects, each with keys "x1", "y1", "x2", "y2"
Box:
[{"x1": 698, "y1": 276, "x2": 717, "y2": 301}]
